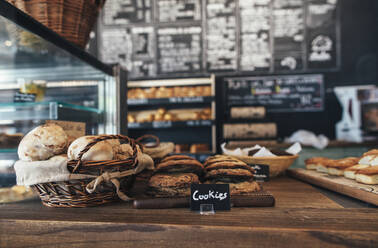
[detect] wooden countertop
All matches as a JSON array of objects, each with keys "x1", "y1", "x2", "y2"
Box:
[{"x1": 1, "y1": 177, "x2": 378, "y2": 247}]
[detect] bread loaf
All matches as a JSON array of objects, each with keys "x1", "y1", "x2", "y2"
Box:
[
  {"x1": 230, "y1": 106, "x2": 266, "y2": 119},
  {"x1": 68, "y1": 136, "x2": 139, "y2": 161},
  {"x1": 223, "y1": 123, "x2": 277, "y2": 139},
  {"x1": 18, "y1": 124, "x2": 68, "y2": 161}
]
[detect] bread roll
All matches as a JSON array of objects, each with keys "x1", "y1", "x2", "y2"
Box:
[
  {"x1": 68, "y1": 136, "x2": 116, "y2": 161},
  {"x1": 18, "y1": 124, "x2": 68, "y2": 161},
  {"x1": 68, "y1": 136, "x2": 141, "y2": 162}
]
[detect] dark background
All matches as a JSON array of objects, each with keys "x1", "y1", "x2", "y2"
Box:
[{"x1": 95, "y1": 0, "x2": 378, "y2": 143}]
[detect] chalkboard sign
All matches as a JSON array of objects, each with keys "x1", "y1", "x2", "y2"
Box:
[
  {"x1": 98, "y1": 0, "x2": 340, "y2": 79},
  {"x1": 190, "y1": 183, "x2": 231, "y2": 211},
  {"x1": 226, "y1": 74, "x2": 324, "y2": 112}
]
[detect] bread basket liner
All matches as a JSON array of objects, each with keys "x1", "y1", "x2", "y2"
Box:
[{"x1": 14, "y1": 147, "x2": 153, "y2": 201}]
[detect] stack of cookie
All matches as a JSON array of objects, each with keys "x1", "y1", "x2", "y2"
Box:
[
  {"x1": 203, "y1": 155, "x2": 260, "y2": 195},
  {"x1": 147, "y1": 155, "x2": 204, "y2": 197}
]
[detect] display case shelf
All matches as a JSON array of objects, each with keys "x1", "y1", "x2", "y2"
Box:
[
  {"x1": 128, "y1": 120, "x2": 214, "y2": 130},
  {"x1": 127, "y1": 96, "x2": 214, "y2": 106},
  {"x1": 0, "y1": 102, "x2": 102, "y2": 122}
]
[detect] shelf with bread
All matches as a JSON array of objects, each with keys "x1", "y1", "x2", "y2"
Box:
[{"x1": 127, "y1": 76, "x2": 216, "y2": 154}]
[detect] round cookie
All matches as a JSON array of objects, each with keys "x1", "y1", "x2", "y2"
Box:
[{"x1": 147, "y1": 173, "x2": 199, "y2": 197}]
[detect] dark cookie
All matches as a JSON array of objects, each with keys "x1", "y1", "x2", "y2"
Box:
[
  {"x1": 155, "y1": 159, "x2": 204, "y2": 176},
  {"x1": 205, "y1": 168, "x2": 254, "y2": 182},
  {"x1": 205, "y1": 161, "x2": 254, "y2": 173},
  {"x1": 147, "y1": 173, "x2": 199, "y2": 197},
  {"x1": 160, "y1": 155, "x2": 196, "y2": 163}
]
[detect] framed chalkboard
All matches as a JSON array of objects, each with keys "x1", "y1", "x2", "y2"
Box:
[
  {"x1": 225, "y1": 74, "x2": 324, "y2": 112},
  {"x1": 98, "y1": 0, "x2": 340, "y2": 79}
]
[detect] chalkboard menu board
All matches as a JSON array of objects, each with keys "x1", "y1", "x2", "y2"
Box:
[
  {"x1": 99, "y1": 0, "x2": 340, "y2": 79},
  {"x1": 157, "y1": 26, "x2": 202, "y2": 74},
  {"x1": 226, "y1": 74, "x2": 324, "y2": 112},
  {"x1": 206, "y1": 0, "x2": 237, "y2": 71}
]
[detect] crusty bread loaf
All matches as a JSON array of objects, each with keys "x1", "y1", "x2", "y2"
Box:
[
  {"x1": 18, "y1": 124, "x2": 68, "y2": 161},
  {"x1": 67, "y1": 136, "x2": 139, "y2": 161}
]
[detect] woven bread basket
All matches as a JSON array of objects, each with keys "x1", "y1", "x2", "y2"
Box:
[
  {"x1": 33, "y1": 135, "x2": 140, "y2": 208},
  {"x1": 5, "y1": 0, "x2": 106, "y2": 48}
]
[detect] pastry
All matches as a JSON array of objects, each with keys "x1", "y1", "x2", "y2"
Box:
[
  {"x1": 205, "y1": 180, "x2": 261, "y2": 195},
  {"x1": 205, "y1": 161, "x2": 254, "y2": 173},
  {"x1": 305, "y1": 157, "x2": 330, "y2": 170},
  {"x1": 205, "y1": 168, "x2": 254, "y2": 183},
  {"x1": 355, "y1": 167, "x2": 378, "y2": 184},
  {"x1": 204, "y1": 155, "x2": 245, "y2": 167},
  {"x1": 344, "y1": 154, "x2": 378, "y2": 179},
  {"x1": 147, "y1": 173, "x2": 199, "y2": 197},
  {"x1": 154, "y1": 155, "x2": 204, "y2": 176},
  {"x1": 326, "y1": 157, "x2": 360, "y2": 176},
  {"x1": 18, "y1": 123, "x2": 68, "y2": 161}
]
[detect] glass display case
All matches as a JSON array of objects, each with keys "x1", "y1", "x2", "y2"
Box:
[{"x1": 0, "y1": 1, "x2": 127, "y2": 189}]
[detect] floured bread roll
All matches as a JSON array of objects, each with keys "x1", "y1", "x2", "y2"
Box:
[
  {"x1": 68, "y1": 136, "x2": 139, "y2": 161},
  {"x1": 68, "y1": 136, "x2": 116, "y2": 161},
  {"x1": 18, "y1": 124, "x2": 68, "y2": 161}
]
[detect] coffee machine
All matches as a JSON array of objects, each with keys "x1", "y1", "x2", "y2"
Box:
[{"x1": 334, "y1": 85, "x2": 376, "y2": 142}]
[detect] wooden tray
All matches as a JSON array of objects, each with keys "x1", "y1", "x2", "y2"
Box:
[
  {"x1": 287, "y1": 168, "x2": 378, "y2": 206},
  {"x1": 133, "y1": 190, "x2": 275, "y2": 209}
]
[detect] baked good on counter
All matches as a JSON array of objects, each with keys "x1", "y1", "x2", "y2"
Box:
[
  {"x1": 155, "y1": 155, "x2": 204, "y2": 176},
  {"x1": 147, "y1": 155, "x2": 204, "y2": 197},
  {"x1": 327, "y1": 157, "x2": 360, "y2": 176},
  {"x1": 68, "y1": 135, "x2": 137, "y2": 161},
  {"x1": 304, "y1": 157, "x2": 331, "y2": 170},
  {"x1": 147, "y1": 173, "x2": 199, "y2": 197},
  {"x1": 344, "y1": 154, "x2": 377, "y2": 179},
  {"x1": 203, "y1": 155, "x2": 260, "y2": 195},
  {"x1": 355, "y1": 166, "x2": 378, "y2": 184},
  {"x1": 18, "y1": 123, "x2": 68, "y2": 161}
]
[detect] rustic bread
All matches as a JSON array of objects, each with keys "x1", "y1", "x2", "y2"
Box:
[
  {"x1": 67, "y1": 136, "x2": 139, "y2": 161},
  {"x1": 18, "y1": 124, "x2": 68, "y2": 161}
]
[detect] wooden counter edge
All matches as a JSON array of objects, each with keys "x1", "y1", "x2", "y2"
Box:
[{"x1": 1, "y1": 219, "x2": 378, "y2": 248}]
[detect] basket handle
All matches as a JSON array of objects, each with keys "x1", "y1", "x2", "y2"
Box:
[
  {"x1": 72, "y1": 134, "x2": 137, "y2": 173},
  {"x1": 136, "y1": 134, "x2": 160, "y2": 148}
]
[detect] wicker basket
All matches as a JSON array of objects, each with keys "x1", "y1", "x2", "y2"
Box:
[
  {"x1": 6, "y1": 0, "x2": 106, "y2": 48},
  {"x1": 233, "y1": 155, "x2": 299, "y2": 177},
  {"x1": 33, "y1": 135, "x2": 139, "y2": 208}
]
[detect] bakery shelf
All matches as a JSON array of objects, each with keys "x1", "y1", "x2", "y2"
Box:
[
  {"x1": 127, "y1": 96, "x2": 214, "y2": 106},
  {"x1": 0, "y1": 148, "x2": 18, "y2": 160},
  {"x1": 0, "y1": 102, "x2": 102, "y2": 122},
  {"x1": 128, "y1": 120, "x2": 214, "y2": 130}
]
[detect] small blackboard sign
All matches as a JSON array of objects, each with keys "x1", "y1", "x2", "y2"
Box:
[
  {"x1": 250, "y1": 164, "x2": 270, "y2": 182},
  {"x1": 13, "y1": 92, "x2": 36, "y2": 103},
  {"x1": 190, "y1": 184, "x2": 230, "y2": 211}
]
